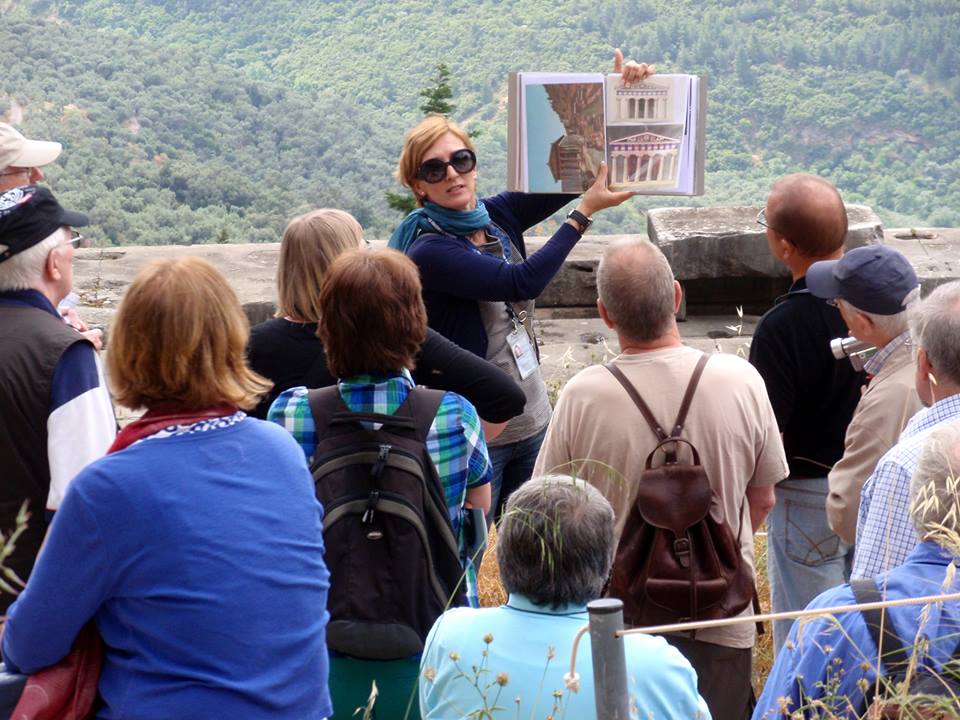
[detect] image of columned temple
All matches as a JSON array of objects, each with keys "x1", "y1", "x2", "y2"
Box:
[
  {"x1": 608, "y1": 131, "x2": 681, "y2": 188},
  {"x1": 611, "y1": 80, "x2": 670, "y2": 122}
]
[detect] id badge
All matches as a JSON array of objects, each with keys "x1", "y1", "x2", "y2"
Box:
[{"x1": 507, "y1": 326, "x2": 538, "y2": 380}]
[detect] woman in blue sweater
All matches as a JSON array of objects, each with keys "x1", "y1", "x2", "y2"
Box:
[
  {"x1": 1, "y1": 257, "x2": 332, "y2": 720},
  {"x1": 388, "y1": 53, "x2": 652, "y2": 515}
]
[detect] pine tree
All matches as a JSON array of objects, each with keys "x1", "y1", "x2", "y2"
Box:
[{"x1": 419, "y1": 63, "x2": 456, "y2": 115}]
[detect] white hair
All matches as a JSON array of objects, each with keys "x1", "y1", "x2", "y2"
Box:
[
  {"x1": 909, "y1": 281, "x2": 960, "y2": 387},
  {"x1": 0, "y1": 229, "x2": 64, "y2": 292},
  {"x1": 910, "y1": 419, "x2": 960, "y2": 542},
  {"x1": 838, "y1": 286, "x2": 920, "y2": 340}
]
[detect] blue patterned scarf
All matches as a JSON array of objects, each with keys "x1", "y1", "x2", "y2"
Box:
[{"x1": 387, "y1": 200, "x2": 491, "y2": 254}]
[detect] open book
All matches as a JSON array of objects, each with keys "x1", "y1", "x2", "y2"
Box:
[{"x1": 507, "y1": 72, "x2": 706, "y2": 195}]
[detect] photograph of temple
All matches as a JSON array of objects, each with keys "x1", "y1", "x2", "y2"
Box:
[
  {"x1": 609, "y1": 78, "x2": 672, "y2": 123},
  {"x1": 607, "y1": 128, "x2": 682, "y2": 189}
]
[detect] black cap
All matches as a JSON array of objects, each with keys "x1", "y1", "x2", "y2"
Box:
[
  {"x1": 807, "y1": 245, "x2": 919, "y2": 315},
  {"x1": 0, "y1": 185, "x2": 89, "y2": 264}
]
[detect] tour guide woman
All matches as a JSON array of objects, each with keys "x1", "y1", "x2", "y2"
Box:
[
  {"x1": 388, "y1": 54, "x2": 652, "y2": 514},
  {"x1": 1, "y1": 257, "x2": 332, "y2": 719}
]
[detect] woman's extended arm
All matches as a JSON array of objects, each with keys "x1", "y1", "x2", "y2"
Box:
[
  {"x1": 411, "y1": 164, "x2": 634, "y2": 303},
  {"x1": 413, "y1": 329, "x2": 525, "y2": 424},
  {"x1": 2, "y1": 473, "x2": 112, "y2": 674}
]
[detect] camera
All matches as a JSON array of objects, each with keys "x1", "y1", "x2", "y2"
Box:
[{"x1": 830, "y1": 337, "x2": 877, "y2": 371}]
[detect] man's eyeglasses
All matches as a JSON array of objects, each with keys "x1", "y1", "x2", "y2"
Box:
[
  {"x1": 62, "y1": 230, "x2": 89, "y2": 250},
  {"x1": 415, "y1": 149, "x2": 477, "y2": 184},
  {"x1": 756, "y1": 207, "x2": 772, "y2": 229}
]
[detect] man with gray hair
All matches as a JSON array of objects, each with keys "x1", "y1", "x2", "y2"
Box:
[
  {"x1": 418, "y1": 475, "x2": 710, "y2": 719},
  {"x1": 534, "y1": 237, "x2": 787, "y2": 719},
  {"x1": 755, "y1": 419, "x2": 960, "y2": 719},
  {"x1": 852, "y1": 279, "x2": 960, "y2": 578},
  {"x1": 805, "y1": 245, "x2": 923, "y2": 545},
  {"x1": 0, "y1": 185, "x2": 115, "y2": 611}
]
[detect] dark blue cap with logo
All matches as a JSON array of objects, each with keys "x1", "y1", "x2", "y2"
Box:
[
  {"x1": 807, "y1": 245, "x2": 919, "y2": 315},
  {"x1": 0, "y1": 185, "x2": 88, "y2": 264}
]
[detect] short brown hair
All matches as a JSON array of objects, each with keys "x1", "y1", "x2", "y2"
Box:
[
  {"x1": 396, "y1": 115, "x2": 474, "y2": 206},
  {"x1": 768, "y1": 173, "x2": 848, "y2": 257},
  {"x1": 318, "y1": 249, "x2": 427, "y2": 378},
  {"x1": 108, "y1": 256, "x2": 271, "y2": 410},
  {"x1": 277, "y1": 209, "x2": 363, "y2": 322}
]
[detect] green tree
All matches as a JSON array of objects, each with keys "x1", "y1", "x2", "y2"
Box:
[{"x1": 419, "y1": 63, "x2": 455, "y2": 115}]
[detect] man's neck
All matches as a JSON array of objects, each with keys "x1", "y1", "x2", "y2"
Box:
[
  {"x1": 932, "y1": 386, "x2": 960, "y2": 406},
  {"x1": 617, "y1": 327, "x2": 684, "y2": 354},
  {"x1": 787, "y1": 248, "x2": 843, "y2": 282}
]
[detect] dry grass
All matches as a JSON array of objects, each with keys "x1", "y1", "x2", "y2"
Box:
[{"x1": 476, "y1": 522, "x2": 777, "y2": 691}]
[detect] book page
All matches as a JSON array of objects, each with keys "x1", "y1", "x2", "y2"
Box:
[
  {"x1": 604, "y1": 74, "x2": 697, "y2": 194},
  {"x1": 519, "y1": 73, "x2": 606, "y2": 194}
]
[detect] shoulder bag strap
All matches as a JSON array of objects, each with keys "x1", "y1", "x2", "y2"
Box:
[
  {"x1": 604, "y1": 363, "x2": 668, "y2": 442},
  {"x1": 671, "y1": 353, "x2": 710, "y2": 436},
  {"x1": 851, "y1": 579, "x2": 910, "y2": 681}
]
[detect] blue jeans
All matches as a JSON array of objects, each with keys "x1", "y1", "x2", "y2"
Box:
[
  {"x1": 767, "y1": 478, "x2": 853, "y2": 652},
  {"x1": 487, "y1": 425, "x2": 548, "y2": 523}
]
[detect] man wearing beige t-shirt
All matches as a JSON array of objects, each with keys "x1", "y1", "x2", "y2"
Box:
[{"x1": 534, "y1": 237, "x2": 788, "y2": 720}]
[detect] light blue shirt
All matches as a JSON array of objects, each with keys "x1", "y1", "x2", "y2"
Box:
[
  {"x1": 853, "y1": 393, "x2": 960, "y2": 578},
  {"x1": 419, "y1": 594, "x2": 710, "y2": 719},
  {"x1": 755, "y1": 542, "x2": 960, "y2": 719}
]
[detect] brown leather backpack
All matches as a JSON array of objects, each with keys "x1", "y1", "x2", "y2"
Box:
[{"x1": 604, "y1": 354, "x2": 758, "y2": 629}]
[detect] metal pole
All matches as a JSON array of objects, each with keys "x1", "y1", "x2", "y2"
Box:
[{"x1": 588, "y1": 598, "x2": 629, "y2": 720}]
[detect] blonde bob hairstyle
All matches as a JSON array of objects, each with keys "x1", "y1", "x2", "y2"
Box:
[
  {"x1": 277, "y1": 209, "x2": 364, "y2": 322},
  {"x1": 396, "y1": 114, "x2": 475, "y2": 207},
  {"x1": 108, "y1": 256, "x2": 271, "y2": 410}
]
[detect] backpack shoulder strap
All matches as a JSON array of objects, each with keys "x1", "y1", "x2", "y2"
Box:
[
  {"x1": 306, "y1": 386, "x2": 347, "y2": 434},
  {"x1": 604, "y1": 363, "x2": 668, "y2": 442},
  {"x1": 671, "y1": 353, "x2": 710, "y2": 436},
  {"x1": 851, "y1": 578, "x2": 909, "y2": 680},
  {"x1": 403, "y1": 387, "x2": 446, "y2": 442}
]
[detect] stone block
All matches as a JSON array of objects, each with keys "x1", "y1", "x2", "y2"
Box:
[{"x1": 646, "y1": 205, "x2": 883, "y2": 281}]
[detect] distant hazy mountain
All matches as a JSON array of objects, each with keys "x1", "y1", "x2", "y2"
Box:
[{"x1": 2, "y1": 0, "x2": 957, "y2": 244}]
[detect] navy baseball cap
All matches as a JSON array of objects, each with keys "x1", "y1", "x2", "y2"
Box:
[
  {"x1": 807, "y1": 245, "x2": 919, "y2": 315},
  {"x1": 0, "y1": 185, "x2": 88, "y2": 264}
]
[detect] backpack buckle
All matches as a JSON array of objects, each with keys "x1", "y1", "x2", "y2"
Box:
[
  {"x1": 673, "y1": 537, "x2": 691, "y2": 568},
  {"x1": 362, "y1": 490, "x2": 380, "y2": 524}
]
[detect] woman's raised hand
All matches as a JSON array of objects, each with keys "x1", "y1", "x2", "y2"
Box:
[
  {"x1": 613, "y1": 48, "x2": 656, "y2": 83},
  {"x1": 578, "y1": 163, "x2": 635, "y2": 217}
]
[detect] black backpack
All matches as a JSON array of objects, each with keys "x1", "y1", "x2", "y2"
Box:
[
  {"x1": 851, "y1": 579, "x2": 960, "y2": 718},
  {"x1": 307, "y1": 386, "x2": 467, "y2": 660}
]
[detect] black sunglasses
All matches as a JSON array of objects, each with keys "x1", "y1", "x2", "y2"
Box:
[{"x1": 415, "y1": 149, "x2": 477, "y2": 184}]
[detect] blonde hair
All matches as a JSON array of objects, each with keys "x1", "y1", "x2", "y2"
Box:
[
  {"x1": 396, "y1": 115, "x2": 474, "y2": 207},
  {"x1": 108, "y1": 256, "x2": 271, "y2": 410},
  {"x1": 277, "y1": 209, "x2": 363, "y2": 322}
]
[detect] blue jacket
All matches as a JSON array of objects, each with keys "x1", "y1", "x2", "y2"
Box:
[
  {"x1": 407, "y1": 192, "x2": 573, "y2": 357},
  {"x1": 754, "y1": 541, "x2": 960, "y2": 719},
  {"x1": 2, "y1": 417, "x2": 332, "y2": 720}
]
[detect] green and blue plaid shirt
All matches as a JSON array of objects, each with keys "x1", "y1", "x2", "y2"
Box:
[{"x1": 268, "y1": 370, "x2": 491, "y2": 606}]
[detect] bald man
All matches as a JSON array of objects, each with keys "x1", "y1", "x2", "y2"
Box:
[
  {"x1": 748, "y1": 173, "x2": 866, "y2": 652},
  {"x1": 0, "y1": 123, "x2": 62, "y2": 193}
]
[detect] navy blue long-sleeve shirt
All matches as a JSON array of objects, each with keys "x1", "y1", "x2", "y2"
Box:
[{"x1": 407, "y1": 192, "x2": 575, "y2": 357}]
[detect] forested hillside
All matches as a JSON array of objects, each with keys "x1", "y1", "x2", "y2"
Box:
[{"x1": 2, "y1": 0, "x2": 958, "y2": 244}]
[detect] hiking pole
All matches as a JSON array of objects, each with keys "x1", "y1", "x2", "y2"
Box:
[{"x1": 587, "y1": 598, "x2": 630, "y2": 720}]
